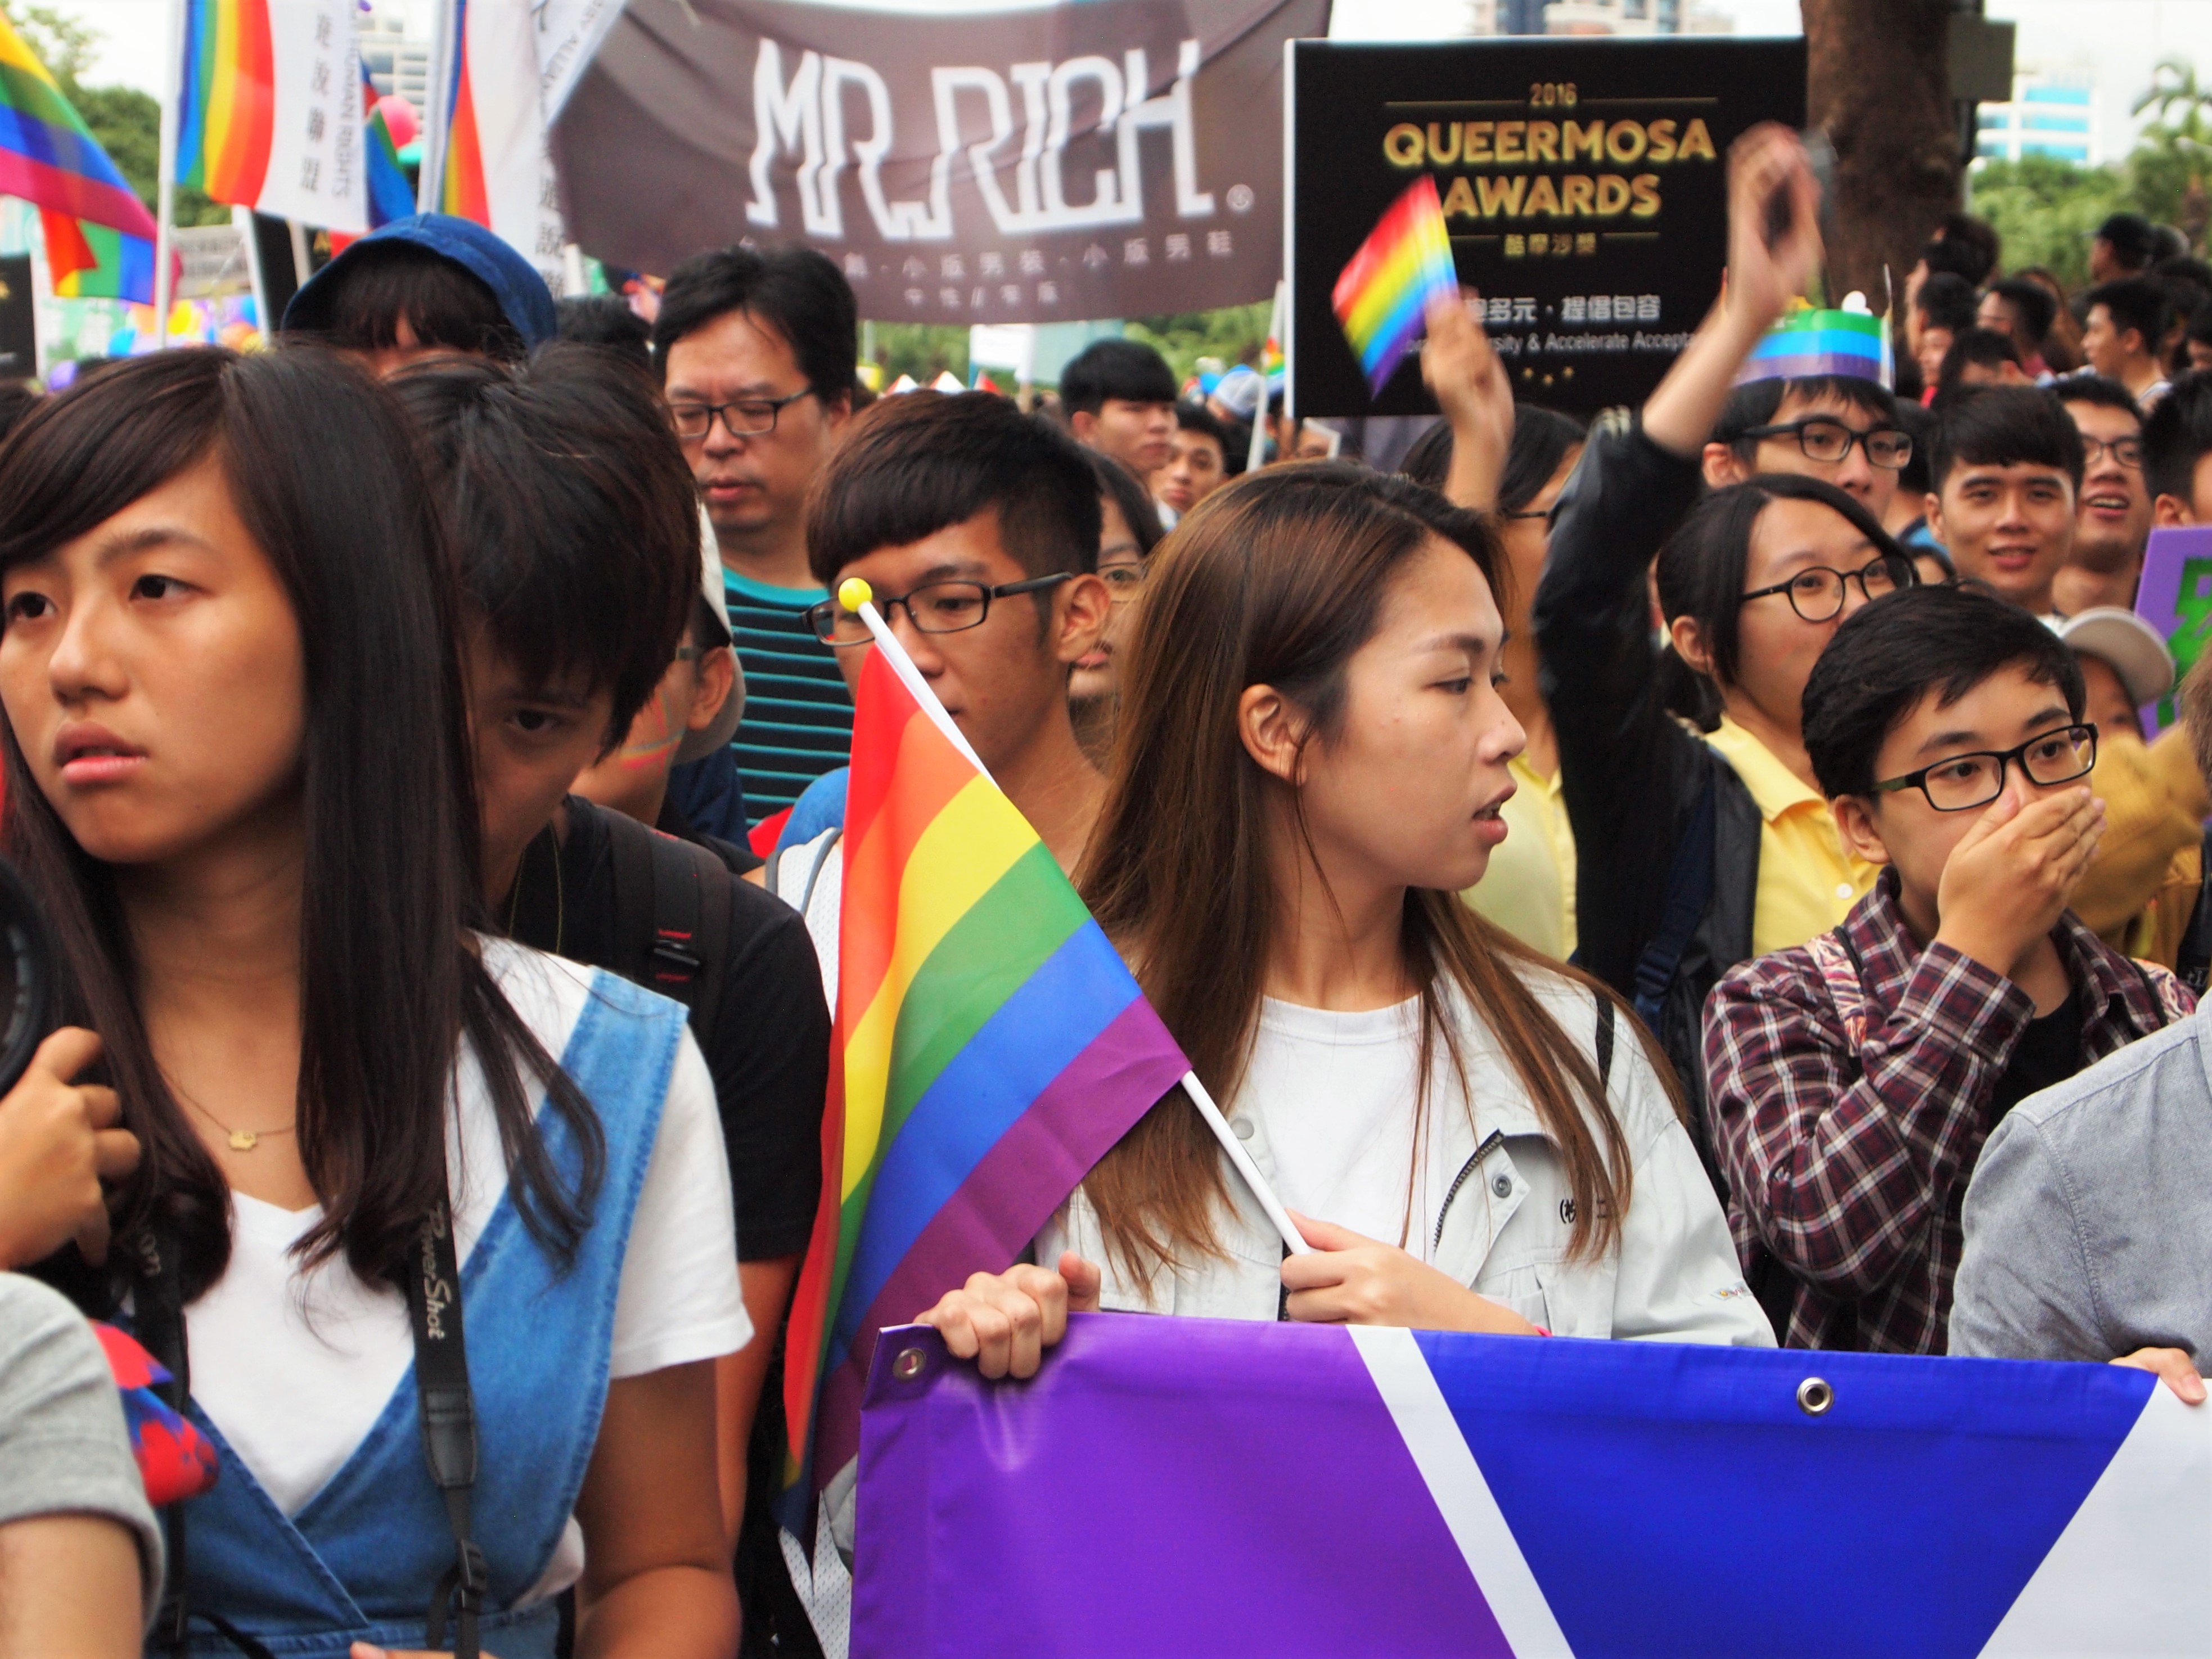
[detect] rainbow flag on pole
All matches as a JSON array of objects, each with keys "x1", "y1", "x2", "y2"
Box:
[
  {"x1": 0, "y1": 11, "x2": 164, "y2": 300},
  {"x1": 1332, "y1": 174, "x2": 1461, "y2": 397},
  {"x1": 174, "y1": 0, "x2": 365, "y2": 230},
  {"x1": 779, "y1": 587, "x2": 1192, "y2": 1524},
  {"x1": 431, "y1": 0, "x2": 563, "y2": 289}
]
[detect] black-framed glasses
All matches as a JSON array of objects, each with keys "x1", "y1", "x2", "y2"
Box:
[
  {"x1": 1869, "y1": 723, "x2": 2098, "y2": 812},
  {"x1": 1501, "y1": 508, "x2": 1552, "y2": 521},
  {"x1": 1739, "y1": 417, "x2": 1914, "y2": 470},
  {"x1": 669, "y1": 389, "x2": 813, "y2": 442},
  {"x1": 1738, "y1": 555, "x2": 1914, "y2": 622},
  {"x1": 2079, "y1": 435, "x2": 2145, "y2": 470},
  {"x1": 805, "y1": 573, "x2": 1071, "y2": 646}
]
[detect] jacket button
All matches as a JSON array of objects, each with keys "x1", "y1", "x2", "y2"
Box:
[
  {"x1": 1491, "y1": 1174, "x2": 1512, "y2": 1198},
  {"x1": 1231, "y1": 1117, "x2": 1255, "y2": 1140}
]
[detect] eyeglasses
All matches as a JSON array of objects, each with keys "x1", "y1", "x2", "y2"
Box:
[
  {"x1": 805, "y1": 573, "x2": 1071, "y2": 646},
  {"x1": 1100, "y1": 561, "x2": 1148, "y2": 604},
  {"x1": 1501, "y1": 509, "x2": 1552, "y2": 521},
  {"x1": 669, "y1": 389, "x2": 813, "y2": 443},
  {"x1": 2079, "y1": 435, "x2": 2145, "y2": 470},
  {"x1": 1738, "y1": 417, "x2": 1914, "y2": 470},
  {"x1": 1868, "y1": 723, "x2": 2098, "y2": 812},
  {"x1": 1738, "y1": 556, "x2": 1914, "y2": 622}
]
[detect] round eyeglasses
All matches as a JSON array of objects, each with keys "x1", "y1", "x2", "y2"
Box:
[
  {"x1": 805, "y1": 573, "x2": 1071, "y2": 646},
  {"x1": 1737, "y1": 556, "x2": 1914, "y2": 623},
  {"x1": 1738, "y1": 417, "x2": 1914, "y2": 470},
  {"x1": 1868, "y1": 724, "x2": 2098, "y2": 812}
]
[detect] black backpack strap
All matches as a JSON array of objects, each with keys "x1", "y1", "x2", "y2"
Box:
[
  {"x1": 1632, "y1": 765, "x2": 1718, "y2": 1028},
  {"x1": 609, "y1": 810, "x2": 733, "y2": 1055},
  {"x1": 2178, "y1": 826, "x2": 2212, "y2": 996}
]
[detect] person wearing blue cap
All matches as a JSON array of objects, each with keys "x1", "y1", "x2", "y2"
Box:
[{"x1": 278, "y1": 212, "x2": 558, "y2": 373}]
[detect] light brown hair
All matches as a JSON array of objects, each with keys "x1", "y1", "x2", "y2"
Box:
[{"x1": 1076, "y1": 462, "x2": 1667, "y2": 1283}]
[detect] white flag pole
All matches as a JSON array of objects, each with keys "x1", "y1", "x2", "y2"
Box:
[
  {"x1": 417, "y1": 0, "x2": 456, "y2": 213},
  {"x1": 1246, "y1": 278, "x2": 1282, "y2": 474},
  {"x1": 837, "y1": 575, "x2": 1310, "y2": 1260},
  {"x1": 152, "y1": 0, "x2": 184, "y2": 348}
]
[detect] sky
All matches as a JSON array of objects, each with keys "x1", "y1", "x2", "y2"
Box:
[{"x1": 39, "y1": 0, "x2": 2212, "y2": 168}]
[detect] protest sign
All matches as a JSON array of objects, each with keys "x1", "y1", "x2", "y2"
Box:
[
  {"x1": 1287, "y1": 35, "x2": 1805, "y2": 417},
  {"x1": 854, "y1": 1314, "x2": 2210, "y2": 1658},
  {"x1": 2132, "y1": 524, "x2": 2212, "y2": 736},
  {"x1": 550, "y1": 0, "x2": 1325, "y2": 320}
]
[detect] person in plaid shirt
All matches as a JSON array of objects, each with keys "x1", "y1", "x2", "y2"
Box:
[{"x1": 1704, "y1": 585, "x2": 2192, "y2": 1351}]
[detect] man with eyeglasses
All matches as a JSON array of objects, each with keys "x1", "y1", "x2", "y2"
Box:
[
  {"x1": 2053, "y1": 377, "x2": 2155, "y2": 615},
  {"x1": 1705, "y1": 584, "x2": 2191, "y2": 1354},
  {"x1": 1705, "y1": 361, "x2": 1910, "y2": 521},
  {"x1": 653, "y1": 246, "x2": 859, "y2": 826},
  {"x1": 1924, "y1": 386, "x2": 2085, "y2": 619}
]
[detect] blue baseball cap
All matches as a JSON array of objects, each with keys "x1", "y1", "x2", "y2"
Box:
[{"x1": 281, "y1": 213, "x2": 557, "y2": 350}]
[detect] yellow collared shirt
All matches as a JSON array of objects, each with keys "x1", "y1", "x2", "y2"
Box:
[
  {"x1": 1704, "y1": 716, "x2": 1877, "y2": 958},
  {"x1": 1463, "y1": 752, "x2": 1578, "y2": 960}
]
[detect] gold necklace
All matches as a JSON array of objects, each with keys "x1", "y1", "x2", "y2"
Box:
[{"x1": 178, "y1": 1090, "x2": 295, "y2": 1153}]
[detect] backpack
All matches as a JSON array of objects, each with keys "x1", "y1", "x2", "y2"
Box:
[{"x1": 603, "y1": 807, "x2": 736, "y2": 1053}]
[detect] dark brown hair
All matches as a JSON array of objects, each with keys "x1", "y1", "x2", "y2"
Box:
[
  {"x1": 0, "y1": 348, "x2": 601, "y2": 1301},
  {"x1": 1077, "y1": 463, "x2": 1656, "y2": 1280}
]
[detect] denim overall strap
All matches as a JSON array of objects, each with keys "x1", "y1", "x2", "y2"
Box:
[{"x1": 169, "y1": 973, "x2": 686, "y2": 1658}]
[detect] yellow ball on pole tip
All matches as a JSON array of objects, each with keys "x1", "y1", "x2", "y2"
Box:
[{"x1": 839, "y1": 577, "x2": 874, "y2": 614}]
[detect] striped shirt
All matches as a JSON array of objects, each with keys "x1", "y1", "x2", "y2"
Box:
[{"x1": 722, "y1": 568, "x2": 853, "y2": 822}]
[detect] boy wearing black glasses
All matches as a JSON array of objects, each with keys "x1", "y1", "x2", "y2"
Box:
[
  {"x1": 1705, "y1": 376, "x2": 1911, "y2": 521},
  {"x1": 1703, "y1": 583, "x2": 2191, "y2": 1352}
]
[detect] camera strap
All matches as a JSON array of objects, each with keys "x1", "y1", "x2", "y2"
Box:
[{"x1": 137, "y1": 1197, "x2": 485, "y2": 1659}]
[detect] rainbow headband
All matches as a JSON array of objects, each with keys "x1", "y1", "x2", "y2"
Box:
[{"x1": 1737, "y1": 304, "x2": 1891, "y2": 390}]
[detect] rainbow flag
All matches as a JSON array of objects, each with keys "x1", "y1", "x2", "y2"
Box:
[
  {"x1": 361, "y1": 62, "x2": 414, "y2": 229},
  {"x1": 176, "y1": 0, "x2": 276, "y2": 208},
  {"x1": 1332, "y1": 174, "x2": 1460, "y2": 396},
  {"x1": 438, "y1": 0, "x2": 490, "y2": 226},
  {"x1": 0, "y1": 11, "x2": 162, "y2": 300},
  {"x1": 780, "y1": 634, "x2": 1192, "y2": 1522}
]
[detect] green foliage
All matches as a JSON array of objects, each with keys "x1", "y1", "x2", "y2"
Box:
[
  {"x1": 0, "y1": 0, "x2": 228, "y2": 226},
  {"x1": 1967, "y1": 155, "x2": 2129, "y2": 288},
  {"x1": 868, "y1": 322, "x2": 970, "y2": 385},
  {"x1": 1127, "y1": 300, "x2": 1275, "y2": 385},
  {"x1": 2126, "y1": 55, "x2": 2212, "y2": 242}
]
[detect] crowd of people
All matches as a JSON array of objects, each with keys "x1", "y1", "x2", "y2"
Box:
[{"x1": 2, "y1": 121, "x2": 2212, "y2": 1657}]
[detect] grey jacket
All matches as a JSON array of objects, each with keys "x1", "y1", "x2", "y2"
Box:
[{"x1": 1950, "y1": 1004, "x2": 2212, "y2": 1363}]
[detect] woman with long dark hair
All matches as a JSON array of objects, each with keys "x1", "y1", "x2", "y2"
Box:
[
  {"x1": 0, "y1": 349, "x2": 744, "y2": 1658},
  {"x1": 912, "y1": 465, "x2": 1768, "y2": 1369}
]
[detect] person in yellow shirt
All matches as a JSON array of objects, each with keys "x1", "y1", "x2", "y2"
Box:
[{"x1": 1403, "y1": 404, "x2": 1589, "y2": 960}]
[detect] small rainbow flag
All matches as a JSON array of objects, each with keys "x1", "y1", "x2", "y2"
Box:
[
  {"x1": 1738, "y1": 305, "x2": 1891, "y2": 389},
  {"x1": 1332, "y1": 175, "x2": 1460, "y2": 397},
  {"x1": 175, "y1": 0, "x2": 276, "y2": 209},
  {"x1": 779, "y1": 599, "x2": 1191, "y2": 1523},
  {"x1": 438, "y1": 0, "x2": 490, "y2": 227}
]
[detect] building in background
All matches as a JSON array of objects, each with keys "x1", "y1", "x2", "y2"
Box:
[
  {"x1": 1975, "y1": 69, "x2": 2097, "y2": 165},
  {"x1": 361, "y1": 0, "x2": 433, "y2": 105}
]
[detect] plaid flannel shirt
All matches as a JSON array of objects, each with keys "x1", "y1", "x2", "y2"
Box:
[{"x1": 1702, "y1": 870, "x2": 2193, "y2": 1353}]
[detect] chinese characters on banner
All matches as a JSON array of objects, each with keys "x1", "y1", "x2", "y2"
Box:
[{"x1": 551, "y1": 0, "x2": 1326, "y2": 318}]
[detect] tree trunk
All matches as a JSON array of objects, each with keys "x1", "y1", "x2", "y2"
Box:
[{"x1": 1803, "y1": 0, "x2": 1961, "y2": 306}]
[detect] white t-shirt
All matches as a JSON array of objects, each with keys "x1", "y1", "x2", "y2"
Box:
[
  {"x1": 184, "y1": 939, "x2": 750, "y2": 1599},
  {"x1": 1232, "y1": 995, "x2": 1460, "y2": 1260}
]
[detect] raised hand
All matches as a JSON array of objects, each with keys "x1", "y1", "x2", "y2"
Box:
[
  {"x1": 1722, "y1": 122, "x2": 1823, "y2": 334},
  {"x1": 1421, "y1": 289, "x2": 1515, "y2": 511}
]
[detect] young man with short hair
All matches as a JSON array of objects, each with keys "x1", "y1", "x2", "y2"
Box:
[
  {"x1": 2089, "y1": 211, "x2": 2158, "y2": 284},
  {"x1": 279, "y1": 212, "x2": 556, "y2": 371},
  {"x1": 767, "y1": 391, "x2": 1112, "y2": 952},
  {"x1": 1058, "y1": 338, "x2": 1177, "y2": 483},
  {"x1": 2052, "y1": 376, "x2": 2155, "y2": 614},
  {"x1": 1923, "y1": 386, "x2": 2084, "y2": 618},
  {"x1": 1978, "y1": 278, "x2": 2058, "y2": 379},
  {"x1": 2143, "y1": 370, "x2": 2212, "y2": 525},
  {"x1": 1934, "y1": 328, "x2": 2029, "y2": 397},
  {"x1": 389, "y1": 349, "x2": 834, "y2": 1640},
  {"x1": 1949, "y1": 641, "x2": 2212, "y2": 1400},
  {"x1": 1705, "y1": 372, "x2": 1909, "y2": 521},
  {"x1": 1155, "y1": 399, "x2": 1231, "y2": 519},
  {"x1": 1705, "y1": 583, "x2": 2190, "y2": 1351},
  {"x1": 2081, "y1": 278, "x2": 2175, "y2": 411},
  {"x1": 654, "y1": 245, "x2": 859, "y2": 822}
]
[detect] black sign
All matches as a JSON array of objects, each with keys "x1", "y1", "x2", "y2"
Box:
[
  {"x1": 553, "y1": 0, "x2": 1328, "y2": 323},
  {"x1": 0, "y1": 256, "x2": 33, "y2": 380},
  {"x1": 1287, "y1": 36, "x2": 1805, "y2": 417}
]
